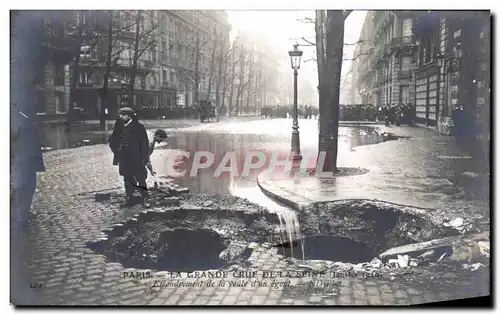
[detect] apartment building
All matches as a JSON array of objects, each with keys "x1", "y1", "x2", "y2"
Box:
[
  {"x1": 33, "y1": 10, "x2": 231, "y2": 119},
  {"x1": 352, "y1": 11, "x2": 418, "y2": 108},
  {"x1": 413, "y1": 10, "x2": 490, "y2": 135},
  {"x1": 352, "y1": 10, "x2": 490, "y2": 136},
  {"x1": 32, "y1": 11, "x2": 75, "y2": 119}
]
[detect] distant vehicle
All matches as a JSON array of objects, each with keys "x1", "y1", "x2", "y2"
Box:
[{"x1": 198, "y1": 100, "x2": 219, "y2": 123}]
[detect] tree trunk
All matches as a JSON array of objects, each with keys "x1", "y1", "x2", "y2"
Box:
[
  {"x1": 98, "y1": 11, "x2": 114, "y2": 130},
  {"x1": 221, "y1": 73, "x2": 227, "y2": 113},
  {"x1": 207, "y1": 38, "x2": 217, "y2": 103},
  {"x1": 228, "y1": 48, "x2": 236, "y2": 116},
  {"x1": 193, "y1": 31, "x2": 200, "y2": 104},
  {"x1": 316, "y1": 10, "x2": 327, "y2": 169},
  {"x1": 215, "y1": 42, "x2": 224, "y2": 109},
  {"x1": 67, "y1": 11, "x2": 84, "y2": 131},
  {"x1": 318, "y1": 10, "x2": 345, "y2": 173},
  {"x1": 254, "y1": 70, "x2": 260, "y2": 113},
  {"x1": 245, "y1": 60, "x2": 252, "y2": 113},
  {"x1": 128, "y1": 10, "x2": 142, "y2": 109},
  {"x1": 236, "y1": 49, "x2": 245, "y2": 115}
]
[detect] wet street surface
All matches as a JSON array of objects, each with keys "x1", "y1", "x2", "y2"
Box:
[
  {"x1": 20, "y1": 117, "x2": 490, "y2": 305},
  {"x1": 150, "y1": 119, "x2": 398, "y2": 208}
]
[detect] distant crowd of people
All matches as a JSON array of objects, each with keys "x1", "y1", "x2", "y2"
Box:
[
  {"x1": 261, "y1": 105, "x2": 318, "y2": 119},
  {"x1": 139, "y1": 104, "x2": 212, "y2": 120}
]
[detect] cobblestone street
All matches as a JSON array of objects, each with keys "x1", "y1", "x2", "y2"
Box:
[{"x1": 16, "y1": 119, "x2": 490, "y2": 306}]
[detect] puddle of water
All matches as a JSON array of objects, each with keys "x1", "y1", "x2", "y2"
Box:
[
  {"x1": 37, "y1": 123, "x2": 114, "y2": 150},
  {"x1": 277, "y1": 235, "x2": 376, "y2": 264},
  {"x1": 152, "y1": 125, "x2": 391, "y2": 203}
]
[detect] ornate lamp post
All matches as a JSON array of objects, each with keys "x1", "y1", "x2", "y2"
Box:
[{"x1": 288, "y1": 44, "x2": 303, "y2": 161}]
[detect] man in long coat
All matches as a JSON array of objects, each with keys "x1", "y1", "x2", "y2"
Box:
[
  {"x1": 10, "y1": 11, "x2": 46, "y2": 305},
  {"x1": 109, "y1": 107, "x2": 150, "y2": 207}
]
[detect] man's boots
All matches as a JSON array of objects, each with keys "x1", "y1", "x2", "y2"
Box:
[{"x1": 121, "y1": 196, "x2": 134, "y2": 207}]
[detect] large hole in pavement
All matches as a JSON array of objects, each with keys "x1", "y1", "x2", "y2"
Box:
[
  {"x1": 89, "y1": 200, "x2": 463, "y2": 269},
  {"x1": 277, "y1": 235, "x2": 377, "y2": 264},
  {"x1": 273, "y1": 200, "x2": 462, "y2": 264},
  {"x1": 88, "y1": 208, "x2": 277, "y2": 272},
  {"x1": 114, "y1": 228, "x2": 227, "y2": 272}
]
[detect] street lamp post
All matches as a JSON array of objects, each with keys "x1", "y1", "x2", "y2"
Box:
[{"x1": 288, "y1": 44, "x2": 303, "y2": 161}]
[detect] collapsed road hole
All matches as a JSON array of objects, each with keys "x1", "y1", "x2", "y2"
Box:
[
  {"x1": 91, "y1": 228, "x2": 227, "y2": 272},
  {"x1": 273, "y1": 200, "x2": 462, "y2": 264},
  {"x1": 88, "y1": 208, "x2": 276, "y2": 272},
  {"x1": 276, "y1": 235, "x2": 377, "y2": 264}
]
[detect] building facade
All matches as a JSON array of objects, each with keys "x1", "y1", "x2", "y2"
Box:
[
  {"x1": 352, "y1": 11, "x2": 418, "y2": 108},
  {"x1": 33, "y1": 10, "x2": 232, "y2": 119},
  {"x1": 413, "y1": 11, "x2": 490, "y2": 135},
  {"x1": 352, "y1": 10, "x2": 490, "y2": 137}
]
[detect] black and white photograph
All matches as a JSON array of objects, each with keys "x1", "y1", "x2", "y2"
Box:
[{"x1": 9, "y1": 6, "x2": 491, "y2": 308}]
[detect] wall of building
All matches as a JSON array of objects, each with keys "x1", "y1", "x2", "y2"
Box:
[{"x1": 414, "y1": 11, "x2": 490, "y2": 134}]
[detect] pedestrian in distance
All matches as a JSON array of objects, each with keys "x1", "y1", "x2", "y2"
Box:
[
  {"x1": 451, "y1": 104, "x2": 465, "y2": 140},
  {"x1": 109, "y1": 107, "x2": 151, "y2": 208}
]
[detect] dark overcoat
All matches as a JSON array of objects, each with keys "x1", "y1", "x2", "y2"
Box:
[{"x1": 109, "y1": 119, "x2": 149, "y2": 176}]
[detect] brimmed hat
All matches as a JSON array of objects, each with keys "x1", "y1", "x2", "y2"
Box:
[{"x1": 118, "y1": 107, "x2": 135, "y2": 114}]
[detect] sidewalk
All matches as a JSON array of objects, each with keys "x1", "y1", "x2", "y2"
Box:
[{"x1": 258, "y1": 125, "x2": 489, "y2": 231}]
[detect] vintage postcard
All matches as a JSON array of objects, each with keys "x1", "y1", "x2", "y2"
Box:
[{"x1": 10, "y1": 9, "x2": 490, "y2": 307}]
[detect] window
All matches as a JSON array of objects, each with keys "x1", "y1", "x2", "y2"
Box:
[
  {"x1": 80, "y1": 45, "x2": 96, "y2": 60},
  {"x1": 401, "y1": 56, "x2": 412, "y2": 70},
  {"x1": 400, "y1": 86, "x2": 410, "y2": 103},
  {"x1": 79, "y1": 72, "x2": 92, "y2": 84},
  {"x1": 125, "y1": 12, "x2": 132, "y2": 32},
  {"x1": 77, "y1": 11, "x2": 87, "y2": 26},
  {"x1": 162, "y1": 70, "x2": 167, "y2": 85},
  {"x1": 419, "y1": 36, "x2": 432, "y2": 65},
  {"x1": 402, "y1": 19, "x2": 412, "y2": 37},
  {"x1": 151, "y1": 44, "x2": 157, "y2": 64}
]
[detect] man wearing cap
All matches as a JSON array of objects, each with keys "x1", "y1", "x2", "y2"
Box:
[{"x1": 109, "y1": 107, "x2": 151, "y2": 208}]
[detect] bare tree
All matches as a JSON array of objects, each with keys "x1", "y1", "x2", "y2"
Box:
[
  {"x1": 299, "y1": 11, "x2": 360, "y2": 172},
  {"x1": 214, "y1": 40, "x2": 226, "y2": 109},
  {"x1": 127, "y1": 10, "x2": 158, "y2": 108},
  {"x1": 97, "y1": 10, "x2": 133, "y2": 130},
  {"x1": 172, "y1": 23, "x2": 211, "y2": 106},
  {"x1": 207, "y1": 37, "x2": 218, "y2": 103},
  {"x1": 235, "y1": 45, "x2": 255, "y2": 115},
  {"x1": 317, "y1": 10, "x2": 350, "y2": 172},
  {"x1": 244, "y1": 49, "x2": 254, "y2": 113},
  {"x1": 215, "y1": 40, "x2": 233, "y2": 113},
  {"x1": 227, "y1": 44, "x2": 237, "y2": 115}
]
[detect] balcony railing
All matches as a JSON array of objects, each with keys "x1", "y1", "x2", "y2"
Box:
[
  {"x1": 391, "y1": 36, "x2": 416, "y2": 48},
  {"x1": 397, "y1": 69, "x2": 412, "y2": 79}
]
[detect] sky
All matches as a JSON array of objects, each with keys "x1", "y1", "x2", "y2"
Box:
[{"x1": 227, "y1": 10, "x2": 367, "y2": 88}]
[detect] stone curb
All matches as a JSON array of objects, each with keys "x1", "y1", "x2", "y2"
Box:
[{"x1": 256, "y1": 171, "x2": 306, "y2": 211}]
